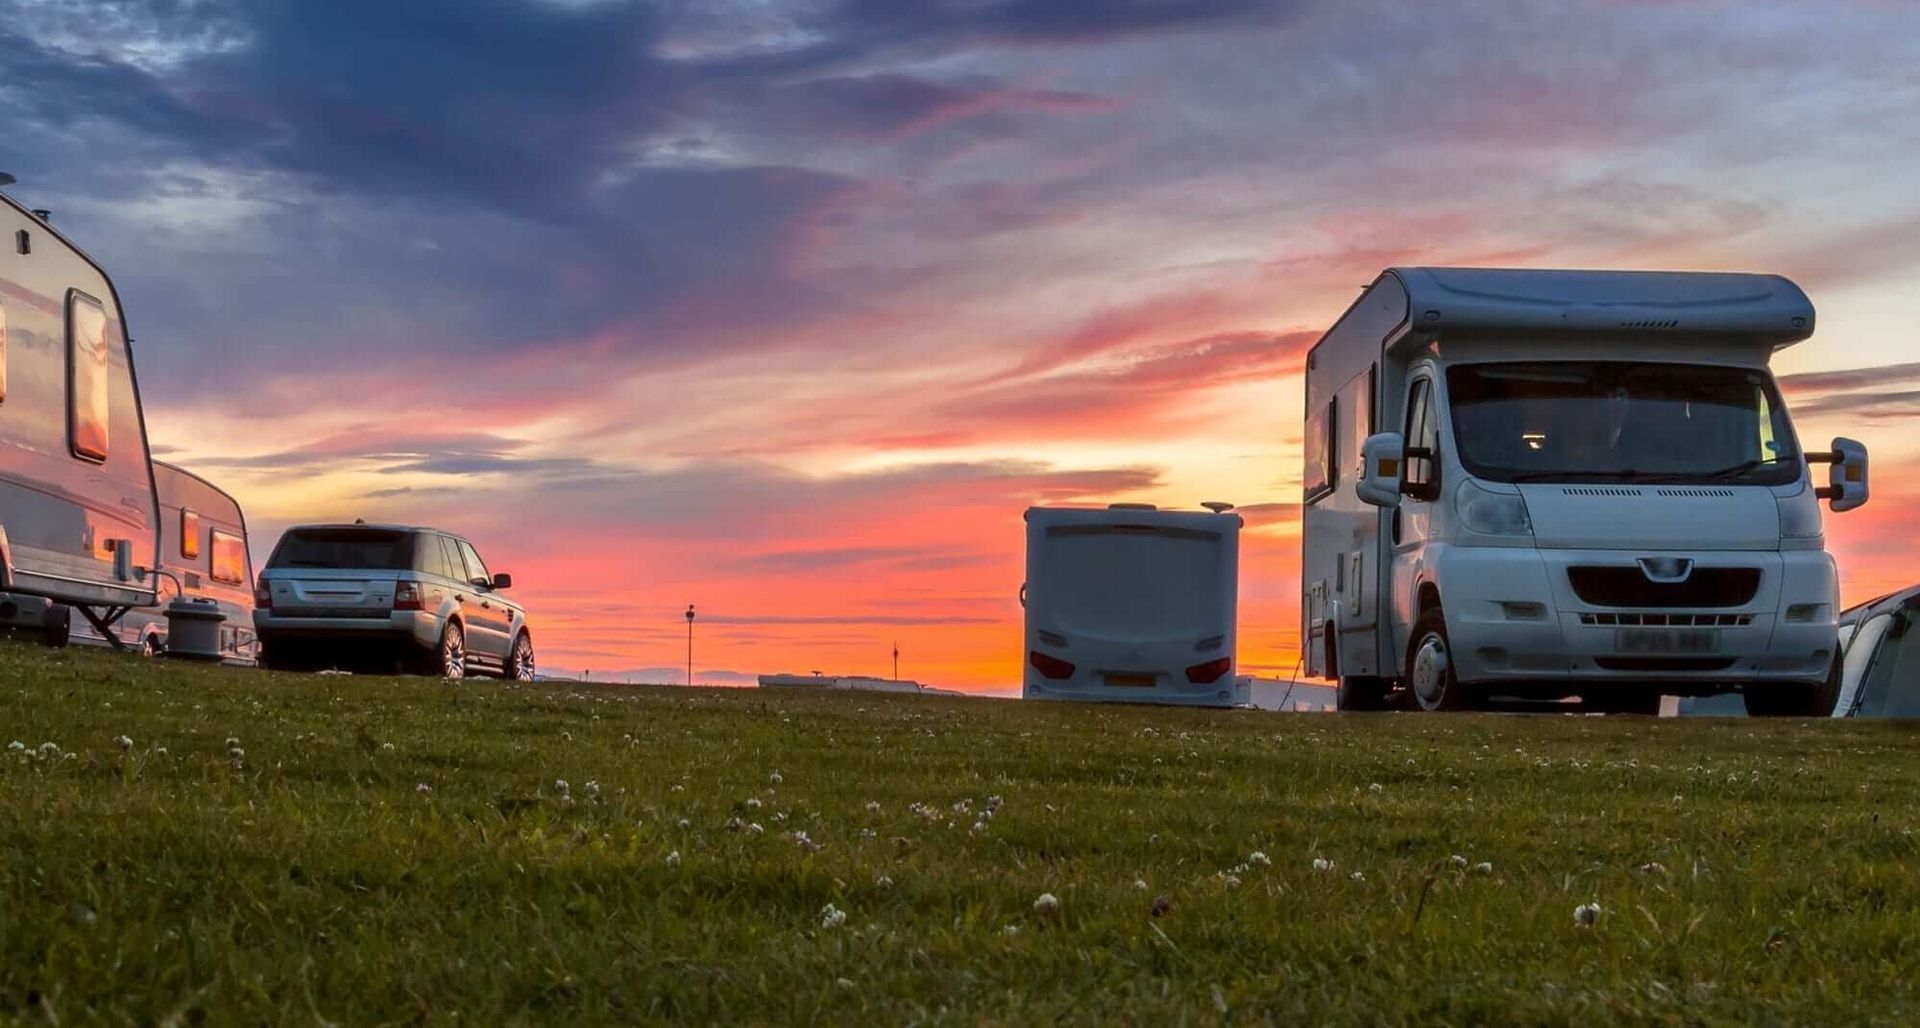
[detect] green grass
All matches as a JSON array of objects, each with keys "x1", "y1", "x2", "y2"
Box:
[{"x1": 4, "y1": 640, "x2": 1920, "y2": 1025}]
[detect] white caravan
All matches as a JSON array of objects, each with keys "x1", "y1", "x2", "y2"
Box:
[
  {"x1": 0, "y1": 185, "x2": 161, "y2": 645},
  {"x1": 71, "y1": 461, "x2": 257, "y2": 661},
  {"x1": 1301, "y1": 268, "x2": 1866, "y2": 715},
  {"x1": 1023, "y1": 503, "x2": 1247, "y2": 707}
]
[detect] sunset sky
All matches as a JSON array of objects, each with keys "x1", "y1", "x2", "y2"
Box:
[{"x1": 5, "y1": 0, "x2": 1919, "y2": 692}]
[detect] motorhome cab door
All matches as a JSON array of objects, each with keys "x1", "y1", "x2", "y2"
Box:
[{"x1": 1390, "y1": 370, "x2": 1441, "y2": 649}]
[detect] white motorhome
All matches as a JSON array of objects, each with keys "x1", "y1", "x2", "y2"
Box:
[
  {"x1": 72, "y1": 461, "x2": 257, "y2": 661},
  {"x1": 1023, "y1": 503, "x2": 1248, "y2": 707},
  {"x1": 1301, "y1": 268, "x2": 1866, "y2": 715},
  {"x1": 0, "y1": 184, "x2": 161, "y2": 645}
]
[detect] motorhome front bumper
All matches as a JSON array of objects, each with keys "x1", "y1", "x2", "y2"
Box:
[{"x1": 1435, "y1": 546, "x2": 1836, "y2": 689}]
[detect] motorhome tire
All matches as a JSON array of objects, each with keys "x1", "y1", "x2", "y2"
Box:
[
  {"x1": 1405, "y1": 607, "x2": 1471, "y2": 711},
  {"x1": 41, "y1": 604, "x2": 71, "y2": 648},
  {"x1": 1743, "y1": 659, "x2": 1841, "y2": 717},
  {"x1": 1336, "y1": 675, "x2": 1392, "y2": 711}
]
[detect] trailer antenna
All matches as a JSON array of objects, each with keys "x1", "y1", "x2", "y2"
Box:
[{"x1": 1202, "y1": 501, "x2": 1235, "y2": 513}]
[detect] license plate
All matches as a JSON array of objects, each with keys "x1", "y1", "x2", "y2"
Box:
[
  {"x1": 1616, "y1": 629, "x2": 1719, "y2": 654},
  {"x1": 1105, "y1": 673, "x2": 1156, "y2": 688}
]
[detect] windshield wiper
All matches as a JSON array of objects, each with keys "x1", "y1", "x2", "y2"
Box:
[{"x1": 1632, "y1": 458, "x2": 1788, "y2": 484}]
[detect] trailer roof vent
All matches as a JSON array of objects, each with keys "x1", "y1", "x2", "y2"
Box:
[
  {"x1": 1108, "y1": 502, "x2": 1157, "y2": 511},
  {"x1": 1201, "y1": 501, "x2": 1235, "y2": 513}
]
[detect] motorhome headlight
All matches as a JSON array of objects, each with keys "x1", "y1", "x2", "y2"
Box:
[
  {"x1": 1455, "y1": 479, "x2": 1533, "y2": 538},
  {"x1": 1777, "y1": 488, "x2": 1824, "y2": 540}
]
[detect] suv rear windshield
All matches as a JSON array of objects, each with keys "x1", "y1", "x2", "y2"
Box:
[{"x1": 268, "y1": 528, "x2": 415, "y2": 570}]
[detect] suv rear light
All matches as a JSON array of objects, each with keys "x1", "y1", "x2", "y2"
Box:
[
  {"x1": 254, "y1": 577, "x2": 271, "y2": 609},
  {"x1": 393, "y1": 580, "x2": 424, "y2": 611},
  {"x1": 1186, "y1": 657, "x2": 1232, "y2": 684},
  {"x1": 1029, "y1": 650, "x2": 1076, "y2": 680}
]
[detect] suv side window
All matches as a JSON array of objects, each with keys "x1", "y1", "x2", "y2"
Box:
[
  {"x1": 434, "y1": 535, "x2": 466, "y2": 583},
  {"x1": 456, "y1": 539, "x2": 491, "y2": 587}
]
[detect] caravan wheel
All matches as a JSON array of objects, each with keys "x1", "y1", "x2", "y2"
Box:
[
  {"x1": 1335, "y1": 676, "x2": 1392, "y2": 711},
  {"x1": 41, "y1": 605, "x2": 71, "y2": 649}
]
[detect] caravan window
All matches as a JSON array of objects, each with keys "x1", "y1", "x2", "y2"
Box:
[
  {"x1": 209, "y1": 530, "x2": 247, "y2": 585},
  {"x1": 1303, "y1": 400, "x2": 1335, "y2": 502},
  {"x1": 181, "y1": 509, "x2": 202, "y2": 559},
  {"x1": 68, "y1": 291, "x2": 110, "y2": 461}
]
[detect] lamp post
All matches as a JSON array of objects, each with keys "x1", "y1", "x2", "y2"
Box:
[
  {"x1": 685, "y1": 604, "x2": 696, "y2": 687},
  {"x1": 893, "y1": 640, "x2": 899, "y2": 683}
]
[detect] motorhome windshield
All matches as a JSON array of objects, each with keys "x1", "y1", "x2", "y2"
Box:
[{"x1": 1446, "y1": 362, "x2": 1799, "y2": 486}]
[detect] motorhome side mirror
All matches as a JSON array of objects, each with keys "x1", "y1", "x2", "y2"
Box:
[
  {"x1": 1356, "y1": 433, "x2": 1406, "y2": 508},
  {"x1": 1811, "y1": 437, "x2": 1869, "y2": 513},
  {"x1": 491, "y1": 572, "x2": 513, "y2": 590}
]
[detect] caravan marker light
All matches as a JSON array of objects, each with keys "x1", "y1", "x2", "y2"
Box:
[
  {"x1": 1185, "y1": 657, "x2": 1232, "y2": 684},
  {"x1": 1028, "y1": 651, "x2": 1075, "y2": 680}
]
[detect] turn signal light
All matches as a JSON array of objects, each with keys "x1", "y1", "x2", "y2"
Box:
[
  {"x1": 1186, "y1": 657, "x2": 1232, "y2": 684},
  {"x1": 1029, "y1": 650, "x2": 1076, "y2": 680}
]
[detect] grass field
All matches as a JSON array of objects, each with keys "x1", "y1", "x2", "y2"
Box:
[{"x1": 4, "y1": 640, "x2": 1920, "y2": 1025}]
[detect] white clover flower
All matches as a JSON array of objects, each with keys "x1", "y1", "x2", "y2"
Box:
[
  {"x1": 227, "y1": 747, "x2": 245, "y2": 762},
  {"x1": 723, "y1": 817, "x2": 745, "y2": 831},
  {"x1": 154, "y1": 747, "x2": 168, "y2": 756},
  {"x1": 380, "y1": 742, "x2": 396, "y2": 753},
  {"x1": 769, "y1": 770, "x2": 784, "y2": 785},
  {"x1": 748, "y1": 823, "x2": 764, "y2": 834},
  {"x1": 1002, "y1": 924, "x2": 1021, "y2": 936},
  {"x1": 970, "y1": 821, "x2": 988, "y2": 836},
  {"x1": 1033, "y1": 893, "x2": 1061, "y2": 915},
  {"x1": 1368, "y1": 783, "x2": 1383, "y2": 793},
  {"x1": 1639, "y1": 862, "x2": 1668, "y2": 876},
  {"x1": 6, "y1": 741, "x2": 22, "y2": 752},
  {"x1": 746, "y1": 797, "x2": 762, "y2": 809},
  {"x1": 584, "y1": 781, "x2": 600, "y2": 799},
  {"x1": 665, "y1": 850, "x2": 681, "y2": 867},
  {"x1": 1134, "y1": 879, "x2": 1149, "y2": 890},
  {"x1": 986, "y1": 795, "x2": 1004, "y2": 810},
  {"x1": 554, "y1": 779, "x2": 570, "y2": 794},
  {"x1": 1249, "y1": 851, "x2": 1271, "y2": 867},
  {"x1": 416, "y1": 782, "x2": 432, "y2": 794},
  {"x1": 1472, "y1": 862, "x2": 1493, "y2": 874},
  {"x1": 1223, "y1": 874, "x2": 1242, "y2": 888},
  {"x1": 1574, "y1": 902, "x2": 1602, "y2": 927},
  {"x1": 560, "y1": 731, "x2": 572, "y2": 741},
  {"x1": 224, "y1": 736, "x2": 240, "y2": 749},
  {"x1": 1349, "y1": 870, "x2": 1366, "y2": 882},
  {"x1": 37, "y1": 742, "x2": 61, "y2": 760},
  {"x1": 671, "y1": 784, "x2": 685, "y2": 793},
  {"x1": 874, "y1": 873, "x2": 893, "y2": 889},
  {"x1": 865, "y1": 800, "x2": 881, "y2": 814},
  {"x1": 114, "y1": 735, "x2": 133, "y2": 752},
  {"x1": 1312, "y1": 858, "x2": 1336, "y2": 873},
  {"x1": 1450, "y1": 854, "x2": 1469, "y2": 869},
  {"x1": 858, "y1": 827, "x2": 876, "y2": 839},
  {"x1": 676, "y1": 818, "x2": 691, "y2": 829},
  {"x1": 819, "y1": 903, "x2": 847, "y2": 929}
]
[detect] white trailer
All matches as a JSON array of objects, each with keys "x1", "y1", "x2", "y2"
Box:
[
  {"x1": 1301, "y1": 267, "x2": 1867, "y2": 715},
  {"x1": 1022, "y1": 503, "x2": 1247, "y2": 707},
  {"x1": 71, "y1": 461, "x2": 257, "y2": 662},
  {"x1": 0, "y1": 184, "x2": 161, "y2": 646}
]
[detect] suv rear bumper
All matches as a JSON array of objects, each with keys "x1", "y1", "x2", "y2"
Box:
[{"x1": 255, "y1": 610, "x2": 442, "y2": 651}]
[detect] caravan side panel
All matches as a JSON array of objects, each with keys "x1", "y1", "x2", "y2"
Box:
[
  {"x1": 1301, "y1": 276, "x2": 1408, "y2": 679},
  {"x1": 0, "y1": 196, "x2": 159, "y2": 609}
]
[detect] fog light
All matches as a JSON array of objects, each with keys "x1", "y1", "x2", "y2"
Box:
[
  {"x1": 1783, "y1": 603, "x2": 1828, "y2": 623},
  {"x1": 1501, "y1": 601, "x2": 1546, "y2": 621}
]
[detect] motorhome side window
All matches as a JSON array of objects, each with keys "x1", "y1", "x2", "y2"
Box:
[
  {"x1": 181, "y1": 509, "x2": 202, "y2": 559},
  {"x1": 1303, "y1": 399, "x2": 1335, "y2": 502},
  {"x1": 1403, "y1": 378, "x2": 1439, "y2": 497},
  {"x1": 68, "y1": 291, "x2": 110, "y2": 461},
  {"x1": 209, "y1": 529, "x2": 246, "y2": 585}
]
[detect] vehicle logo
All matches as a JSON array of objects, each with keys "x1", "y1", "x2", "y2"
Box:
[{"x1": 1637, "y1": 557, "x2": 1693, "y2": 583}]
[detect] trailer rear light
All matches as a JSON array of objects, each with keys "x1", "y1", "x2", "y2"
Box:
[
  {"x1": 1186, "y1": 657, "x2": 1232, "y2": 684},
  {"x1": 1029, "y1": 650, "x2": 1076, "y2": 680},
  {"x1": 254, "y1": 578, "x2": 271, "y2": 609},
  {"x1": 393, "y1": 580, "x2": 424, "y2": 611}
]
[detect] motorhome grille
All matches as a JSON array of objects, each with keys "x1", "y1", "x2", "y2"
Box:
[
  {"x1": 1560, "y1": 487, "x2": 1643, "y2": 497},
  {"x1": 1594, "y1": 657, "x2": 1736, "y2": 672},
  {"x1": 1567, "y1": 566, "x2": 1761, "y2": 608},
  {"x1": 1654, "y1": 487, "x2": 1737, "y2": 498},
  {"x1": 1579, "y1": 613, "x2": 1753, "y2": 627}
]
